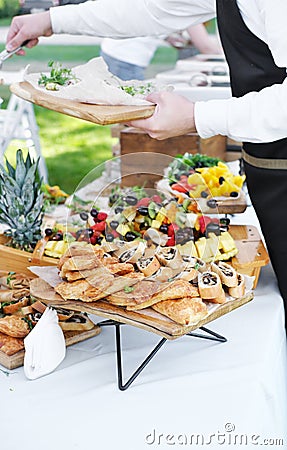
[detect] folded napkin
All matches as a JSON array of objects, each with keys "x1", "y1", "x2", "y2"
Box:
[{"x1": 24, "y1": 308, "x2": 66, "y2": 380}]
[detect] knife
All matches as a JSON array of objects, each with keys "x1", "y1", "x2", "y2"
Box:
[{"x1": 0, "y1": 40, "x2": 30, "y2": 69}]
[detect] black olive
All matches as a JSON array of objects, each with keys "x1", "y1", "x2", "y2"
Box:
[
  {"x1": 90, "y1": 208, "x2": 98, "y2": 218},
  {"x1": 206, "y1": 198, "x2": 218, "y2": 209},
  {"x1": 96, "y1": 236, "x2": 104, "y2": 245},
  {"x1": 87, "y1": 228, "x2": 94, "y2": 238},
  {"x1": 230, "y1": 191, "x2": 239, "y2": 197},
  {"x1": 205, "y1": 222, "x2": 221, "y2": 236},
  {"x1": 45, "y1": 228, "x2": 53, "y2": 237},
  {"x1": 80, "y1": 212, "x2": 89, "y2": 221},
  {"x1": 124, "y1": 195, "x2": 137, "y2": 206},
  {"x1": 115, "y1": 206, "x2": 124, "y2": 214},
  {"x1": 76, "y1": 229, "x2": 83, "y2": 239},
  {"x1": 175, "y1": 231, "x2": 186, "y2": 243},
  {"x1": 110, "y1": 220, "x2": 119, "y2": 230},
  {"x1": 53, "y1": 232, "x2": 63, "y2": 241},
  {"x1": 220, "y1": 217, "x2": 230, "y2": 226},
  {"x1": 125, "y1": 231, "x2": 137, "y2": 241},
  {"x1": 174, "y1": 173, "x2": 181, "y2": 180},
  {"x1": 137, "y1": 206, "x2": 149, "y2": 216},
  {"x1": 219, "y1": 176, "x2": 225, "y2": 185},
  {"x1": 105, "y1": 233, "x2": 114, "y2": 242},
  {"x1": 159, "y1": 224, "x2": 168, "y2": 234},
  {"x1": 183, "y1": 227, "x2": 194, "y2": 239},
  {"x1": 109, "y1": 193, "x2": 119, "y2": 205},
  {"x1": 200, "y1": 191, "x2": 208, "y2": 198}
]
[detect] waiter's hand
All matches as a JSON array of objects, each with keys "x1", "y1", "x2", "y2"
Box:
[
  {"x1": 6, "y1": 11, "x2": 53, "y2": 53},
  {"x1": 128, "y1": 91, "x2": 196, "y2": 140}
]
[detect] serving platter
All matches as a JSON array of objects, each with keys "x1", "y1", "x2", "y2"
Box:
[
  {"x1": 29, "y1": 276, "x2": 253, "y2": 340},
  {"x1": 10, "y1": 81, "x2": 155, "y2": 125},
  {"x1": 27, "y1": 224, "x2": 267, "y2": 340}
]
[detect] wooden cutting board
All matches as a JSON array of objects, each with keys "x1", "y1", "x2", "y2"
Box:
[
  {"x1": 0, "y1": 326, "x2": 101, "y2": 370},
  {"x1": 10, "y1": 82, "x2": 155, "y2": 125}
]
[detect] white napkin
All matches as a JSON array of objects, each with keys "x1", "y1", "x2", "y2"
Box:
[{"x1": 24, "y1": 308, "x2": 66, "y2": 380}]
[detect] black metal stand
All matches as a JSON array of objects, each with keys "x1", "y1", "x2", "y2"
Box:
[{"x1": 97, "y1": 320, "x2": 227, "y2": 391}]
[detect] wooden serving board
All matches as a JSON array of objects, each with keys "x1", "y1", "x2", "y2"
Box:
[
  {"x1": 197, "y1": 191, "x2": 247, "y2": 214},
  {"x1": 0, "y1": 326, "x2": 101, "y2": 370},
  {"x1": 29, "y1": 277, "x2": 253, "y2": 340},
  {"x1": 10, "y1": 82, "x2": 155, "y2": 125},
  {"x1": 229, "y1": 225, "x2": 269, "y2": 287}
]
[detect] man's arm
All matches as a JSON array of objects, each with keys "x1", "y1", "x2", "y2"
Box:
[{"x1": 6, "y1": 0, "x2": 215, "y2": 50}]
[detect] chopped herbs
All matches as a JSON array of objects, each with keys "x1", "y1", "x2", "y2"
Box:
[
  {"x1": 38, "y1": 60, "x2": 79, "y2": 91},
  {"x1": 120, "y1": 81, "x2": 154, "y2": 97},
  {"x1": 6, "y1": 271, "x2": 16, "y2": 287},
  {"x1": 124, "y1": 286, "x2": 134, "y2": 293},
  {"x1": 21, "y1": 317, "x2": 34, "y2": 331}
]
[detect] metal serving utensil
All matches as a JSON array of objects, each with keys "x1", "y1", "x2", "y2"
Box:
[{"x1": 0, "y1": 40, "x2": 29, "y2": 69}]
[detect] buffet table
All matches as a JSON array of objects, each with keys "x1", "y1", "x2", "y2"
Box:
[{"x1": 1, "y1": 202, "x2": 286, "y2": 450}]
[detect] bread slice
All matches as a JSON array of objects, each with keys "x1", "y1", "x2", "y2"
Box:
[
  {"x1": 152, "y1": 297, "x2": 208, "y2": 325},
  {"x1": 0, "y1": 332, "x2": 24, "y2": 356},
  {"x1": 155, "y1": 246, "x2": 183, "y2": 269},
  {"x1": 211, "y1": 261, "x2": 238, "y2": 287},
  {"x1": 198, "y1": 271, "x2": 224, "y2": 301},
  {"x1": 136, "y1": 256, "x2": 161, "y2": 277},
  {"x1": 59, "y1": 313, "x2": 95, "y2": 331},
  {"x1": 228, "y1": 273, "x2": 245, "y2": 298}
]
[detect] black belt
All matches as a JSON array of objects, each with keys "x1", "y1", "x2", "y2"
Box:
[{"x1": 242, "y1": 149, "x2": 287, "y2": 170}]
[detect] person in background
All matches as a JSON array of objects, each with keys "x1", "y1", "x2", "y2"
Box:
[
  {"x1": 5, "y1": 0, "x2": 287, "y2": 332},
  {"x1": 100, "y1": 23, "x2": 222, "y2": 81}
]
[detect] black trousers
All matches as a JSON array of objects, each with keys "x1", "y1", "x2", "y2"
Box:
[{"x1": 243, "y1": 160, "x2": 287, "y2": 330}]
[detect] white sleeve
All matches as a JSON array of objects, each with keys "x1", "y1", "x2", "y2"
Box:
[
  {"x1": 50, "y1": 0, "x2": 215, "y2": 38},
  {"x1": 195, "y1": 0, "x2": 287, "y2": 144}
]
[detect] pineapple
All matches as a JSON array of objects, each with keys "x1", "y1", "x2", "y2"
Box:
[{"x1": 0, "y1": 149, "x2": 44, "y2": 252}]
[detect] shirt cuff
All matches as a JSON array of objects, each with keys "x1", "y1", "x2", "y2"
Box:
[{"x1": 194, "y1": 99, "x2": 229, "y2": 138}]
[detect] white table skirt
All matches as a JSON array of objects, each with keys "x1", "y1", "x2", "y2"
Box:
[{"x1": 1, "y1": 206, "x2": 287, "y2": 450}]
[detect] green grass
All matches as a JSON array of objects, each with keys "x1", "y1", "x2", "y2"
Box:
[
  {"x1": 3, "y1": 106, "x2": 115, "y2": 194},
  {"x1": 0, "y1": 43, "x2": 178, "y2": 193}
]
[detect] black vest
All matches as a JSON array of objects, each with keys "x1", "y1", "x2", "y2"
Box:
[{"x1": 216, "y1": 0, "x2": 287, "y2": 158}]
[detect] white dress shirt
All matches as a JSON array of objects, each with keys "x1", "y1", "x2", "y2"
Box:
[{"x1": 50, "y1": 0, "x2": 287, "y2": 145}]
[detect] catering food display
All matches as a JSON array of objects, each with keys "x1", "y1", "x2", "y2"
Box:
[
  {"x1": 159, "y1": 152, "x2": 246, "y2": 199},
  {"x1": 0, "y1": 62, "x2": 269, "y2": 381},
  {"x1": 0, "y1": 270, "x2": 100, "y2": 368}
]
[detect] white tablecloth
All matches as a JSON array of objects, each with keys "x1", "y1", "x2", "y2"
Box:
[{"x1": 1, "y1": 204, "x2": 287, "y2": 450}]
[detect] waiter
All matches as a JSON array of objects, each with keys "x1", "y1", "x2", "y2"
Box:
[{"x1": 6, "y1": 0, "x2": 287, "y2": 330}]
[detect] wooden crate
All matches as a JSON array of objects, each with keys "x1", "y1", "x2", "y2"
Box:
[
  {"x1": 119, "y1": 128, "x2": 226, "y2": 187},
  {"x1": 0, "y1": 235, "x2": 58, "y2": 277}
]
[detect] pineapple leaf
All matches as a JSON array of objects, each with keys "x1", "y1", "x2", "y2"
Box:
[
  {"x1": 5, "y1": 159, "x2": 15, "y2": 178},
  {"x1": 0, "y1": 171, "x2": 21, "y2": 196},
  {"x1": 15, "y1": 149, "x2": 27, "y2": 189}
]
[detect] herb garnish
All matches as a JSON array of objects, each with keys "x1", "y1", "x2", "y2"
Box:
[
  {"x1": 120, "y1": 81, "x2": 154, "y2": 97},
  {"x1": 38, "y1": 61, "x2": 78, "y2": 91},
  {"x1": 21, "y1": 317, "x2": 34, "y2": 331},
  {"x1": 6, "y1": 271, "x2": 16, "y2": 287},
  {"x1": 124, "y1": 286, "x2": 134, "y2": 293}
]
